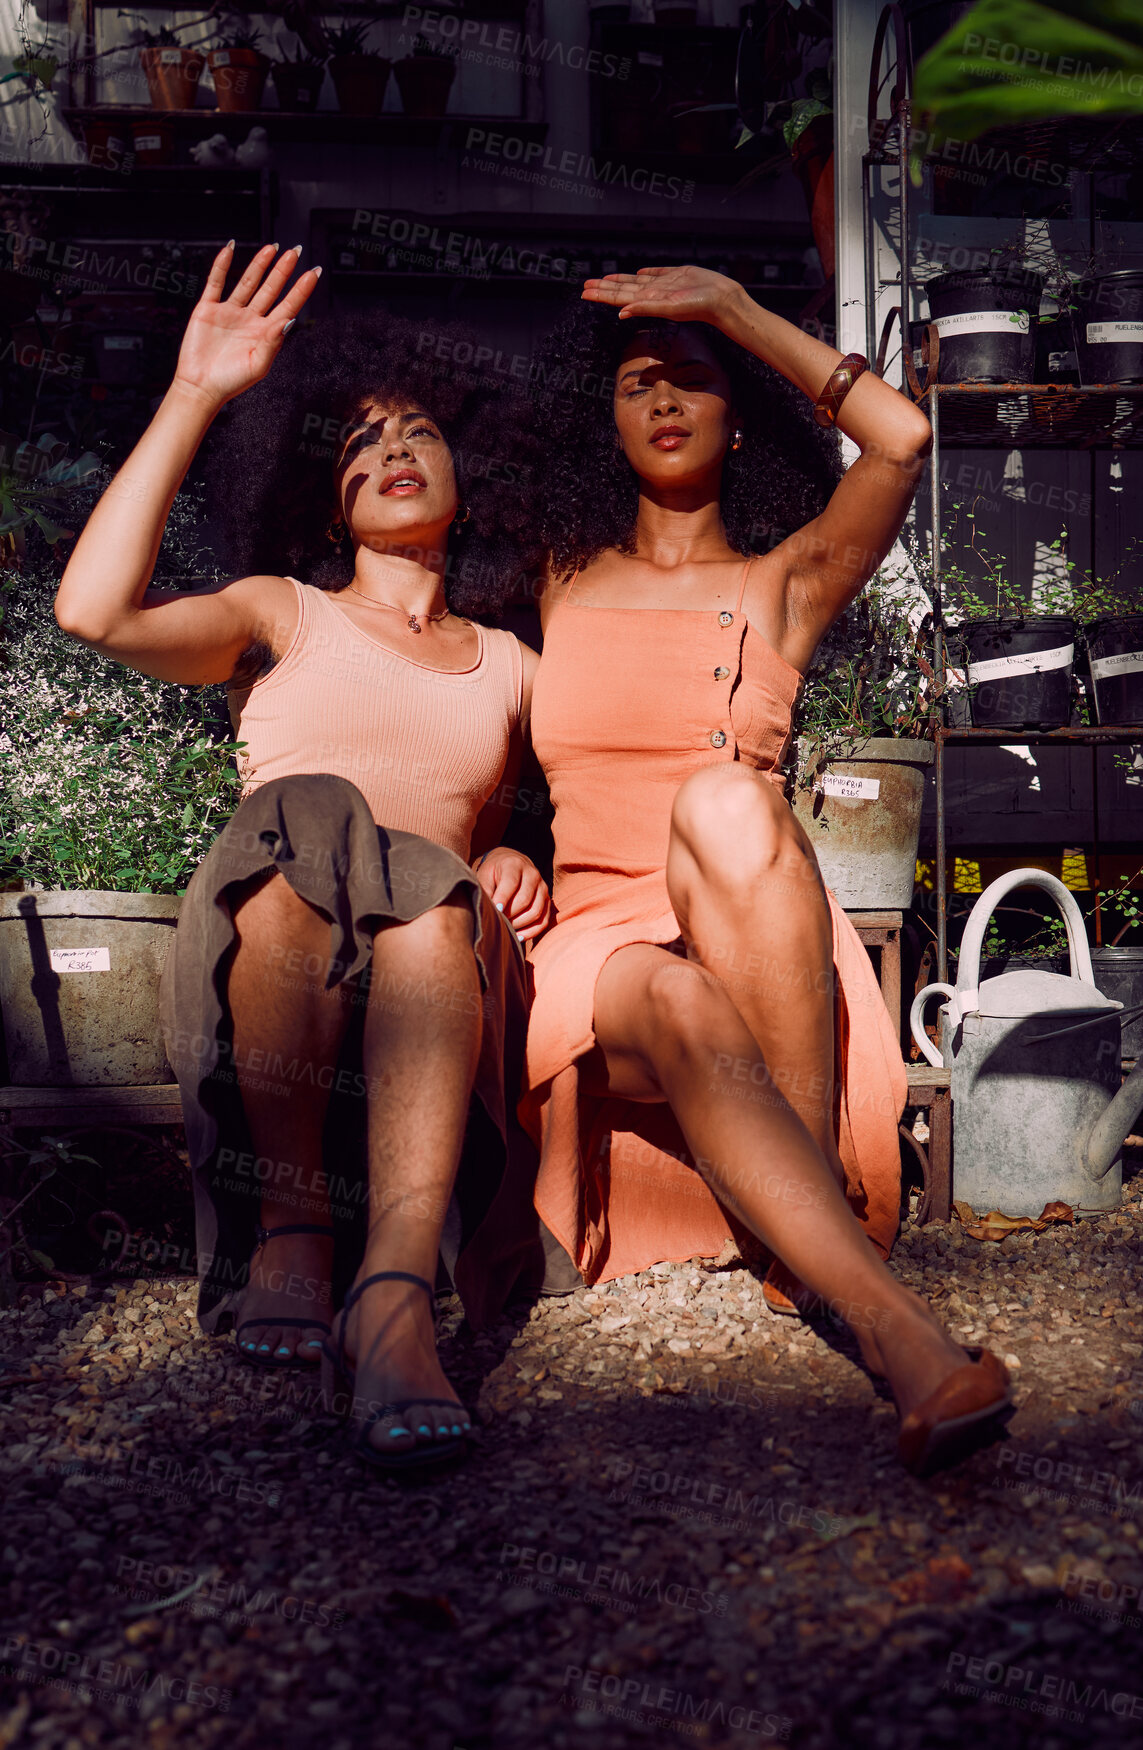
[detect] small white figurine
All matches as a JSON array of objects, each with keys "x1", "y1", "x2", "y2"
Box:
[
  {"x1": 190, "y1": 133, "x2": 237, "y2": 168},
  {"x1": 235, "y1": 125, "x2": 272, "y2": 169}
]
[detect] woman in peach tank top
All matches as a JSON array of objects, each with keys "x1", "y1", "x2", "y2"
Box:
[
  {"x1": 55, "y1": 247, "x2": 555, "y2": 1473},
  {"x1": 520, "y1": 267, "x2": 1012, "y2": 1475}
]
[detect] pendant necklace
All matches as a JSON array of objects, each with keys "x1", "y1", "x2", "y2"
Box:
[{"x1": 346, "y1": 584, "x2": 449, "y2": 634}]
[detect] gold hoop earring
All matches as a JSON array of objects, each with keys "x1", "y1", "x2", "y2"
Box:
[
  {"x1": 731, "y1": 429, "x2": 743, "y2": 452},
  {"x1": 453, "y1": 503, "x2": 471, "y2": 527},
  {"x1": 325, "y1": 516, "x2": 345, "y2": 545}
]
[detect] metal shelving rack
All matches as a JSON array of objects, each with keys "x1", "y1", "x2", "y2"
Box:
[{"x1": 862, "y1": 6, "x2": 1143, "y2": 985}]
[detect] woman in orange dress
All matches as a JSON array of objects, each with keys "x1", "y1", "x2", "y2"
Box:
[{"x1": 521, "y1": 266, "x2": 1010, "y2": 1474}]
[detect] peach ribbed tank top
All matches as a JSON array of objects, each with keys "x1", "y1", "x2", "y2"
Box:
[{"x1": 232, "y1": 578, "x2": 523, "y2": 860}]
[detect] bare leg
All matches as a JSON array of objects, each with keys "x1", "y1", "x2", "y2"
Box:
[
  {"x1": 588, "y1": 944, "x2": 969, "y2": 1421},
  {"x1": 667, "y1": 764, "x2": 845, "y2": 1183},
  {"x1": 334, "y1": 892, "x2": 481, "y2": 1456},
  {"x1": 227, "y1": 871, "x2": 352, "y2": 1359}
]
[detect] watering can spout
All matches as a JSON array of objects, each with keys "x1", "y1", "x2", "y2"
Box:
[{"x1": 1085, "y1": 1061, "x2": 1143, "y2": 1182}]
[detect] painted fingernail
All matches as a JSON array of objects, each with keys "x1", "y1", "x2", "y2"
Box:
[
  {"x1": 450, "y1": 1424, "x2": 462, "y2": 1436},
  {"x1": 225, "y1": 239, "x2": 235, "y2": 250},
  {"x1": 269, "y1": 241, "x2": 280, "y2": 252},
  {"x1": 290, "y1": 243, "x2": 304, "y2": 254},
  {"x1": 388, "y1": 1427, "x2": 411, "y2": 1439},
  {"x1": 418, "y1": 1424, "x2": 432, "y2": 1436},
  {"x1": 283, "y1": 318, "x2": 296, "y2": 335},
  {"x1": 276, "y1": 1346, "x2": 290, "y2": 1355},
  {"x1": 258, "y1": 1343, "x2": 271, "y2": 1352},
  {"x1": 495, "y1": 901, "x2": 504, "y2": 912},
  {"x1": 313, "y1": 265, "x2": 323, "y2": 279}
]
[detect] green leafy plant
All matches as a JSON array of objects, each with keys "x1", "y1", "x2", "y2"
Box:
[
  {"x1": 0, "y1": 433, "x2": 102, "y2": 571},
  {"x1": 912, "y1": 0, "x2": 1143, "y2": 176},
  {"x1": 0, "y1": 472, "x2": 244, "y2": 894},
  {"x1": 1, "y1": 36, "x2": 59, "y2": 92},
  {"x1": 274, "y1": 37, "x2": 326, "y2": 66},
  {"x1": 117, "y1": 10, "x2": 207, "y2": 49},
  {"x1": 1091, "y1": 873, "x2": 1143, "y2": 946},
  {"x1": 322, "y1": 19, "x2": 381, "y2": 57},
  {"x1": 765, "y1": 67, "x2": 831, "y2": 150},
  {"x1": 795, "y1": 562, "x2": 936, "y2": 766},
  {"x1": 213, "y1": 23, "x2": 265, "y2": 52}
]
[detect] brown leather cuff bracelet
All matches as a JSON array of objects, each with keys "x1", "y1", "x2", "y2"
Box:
[{"x1": 813, "y1": 352, "x2": 869, "y2": 427}]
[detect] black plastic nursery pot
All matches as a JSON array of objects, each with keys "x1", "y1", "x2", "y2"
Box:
[
  {"x1": 956, "y1": 616, "x2": 1075, "y2": 728},
  {"x1": 925, "y1": 268, "x2": 1042, "y2": 383},
  {"x1": 1091, "y1": 946, "x2": 1143, "y2": 1061},
  {"x1": 1085, "y1": 616, "x2": 1143, "y2": 725},
  {"x1": 1076, "y1": 271, "x2": 1143, "y2": 386}
]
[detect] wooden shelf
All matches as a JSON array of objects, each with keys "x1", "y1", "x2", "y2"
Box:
[{"x1": 62, "y1": 106, "x2": 542, "y2": 146}]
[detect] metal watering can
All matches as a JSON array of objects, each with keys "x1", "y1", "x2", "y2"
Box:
[{"x1": 910, "y1": 869, "x2": 1143, "y2": 1217}]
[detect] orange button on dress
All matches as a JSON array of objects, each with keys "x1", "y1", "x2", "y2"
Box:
[{"x1": 521, "y1": 561, "x2": 907, "y2": 1284}]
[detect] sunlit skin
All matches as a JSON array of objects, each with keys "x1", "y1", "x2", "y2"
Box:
[
  {"x1": 54, "y1": 243, "x2": 550, "y2": 1454},
  {"x1": 533, "y1": 265, "x2": 993, "y2": 1441}
]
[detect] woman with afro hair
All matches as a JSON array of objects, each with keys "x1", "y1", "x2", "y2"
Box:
[
  {"x1": 519, "y1": 267, "x2": 1012, "y2": 1474},
  {"x1": 55, "y1": 243, "x2": 560, "y2": 1472}
]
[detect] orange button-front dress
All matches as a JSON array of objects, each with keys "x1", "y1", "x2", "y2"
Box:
[{"x1": 520, "y1": 559, "x2": 907, "y2": 1284}]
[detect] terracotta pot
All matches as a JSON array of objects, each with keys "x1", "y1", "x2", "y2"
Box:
[
  {"x1": 130, "y1": 118, "x2": 174, "y2": 164},
  {"x1": 81, "y1": 116, "x2": 132, "y2": 170},
  {"x1": 789, "y1": 111, "x2": 834, "y2": 280},
  {"x1": 271, "y1": 60, "x2": 324, "y2": 112},
  {"x1": 139, "y1": 46, "x2": 205, "y2": 111},
  {"x1": 329, "y1": 54, "x2": 391, "y2": 116},
  {"x1": 208, "y1": 47, "x2": 270, "y2": 112},
  {"x1": 393, "y1": 54, "x2": 455, "y2": 118}
]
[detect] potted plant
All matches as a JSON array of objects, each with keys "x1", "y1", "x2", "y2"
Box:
[
  {"x1": 325, "y1": 20, "x2": 391, "y2": 117},
  {"x1": 125, "y1": 16, "x2": 207, "y2": 111},
  {"x1": 270, "y1": 38, "x2": 325, "y2": 113},
  {"x1": 762, "y1": 68, "x2": 834, "y2": 279},
  {"x1": 922, "y1": 259, "x2": 1042, "y2": 384},
  {"x1": 944, "y1": 521, "x2": 1077, "y2": 730},
  {"x1": 0, "y1": 476, "x2": 243, "y2": 1088},
  {"x1": 1073, "y1": 550, "x2": 1143, "y2": 727},
  {"x1": 208, "y1": 23, "x2": 271, "y2": 113},
  {"x1": 789, "y1": 565, "x2": 937, "y2": 909},
  {"x1": 393, "y1": 33, "x2": 457, "y2": 118},
  {"x1": 1089, "y1": 874, "x2": 1143, "y2": 1061}
]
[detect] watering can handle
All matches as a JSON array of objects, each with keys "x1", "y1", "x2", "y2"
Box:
[
  {"x1": 910, "y1": 983, "x2": 955, "y2": 1069},
  {"x1": 956, "y1": 869, "x2": 1095, "y2": 1013}
]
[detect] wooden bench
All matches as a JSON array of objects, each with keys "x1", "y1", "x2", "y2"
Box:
[{"x1": 847, "y1": 909, "x2": 904, "y2": 1042}]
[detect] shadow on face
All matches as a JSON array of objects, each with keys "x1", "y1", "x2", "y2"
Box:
[
  {"x1": 333, "y1": 399, "x2": 459, "y2": 550},
  {"x1": 612, "y1": 324, "x2": 736, "y2": 489}
]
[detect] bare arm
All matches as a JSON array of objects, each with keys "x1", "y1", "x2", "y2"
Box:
[
  {"x1": 583, "y1": 267, "x2": 933, "y2": 669},
  {"x1": 470, "y1": 640, "x2": 553, "y2": 942},
  {"x1": 54, "y1": 242, "x2": 320, "y2": 685}
]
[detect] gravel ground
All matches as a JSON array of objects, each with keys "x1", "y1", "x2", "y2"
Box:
[{"x1": 3, "y1": 1160, "x2": 1143, "y2": 1750}]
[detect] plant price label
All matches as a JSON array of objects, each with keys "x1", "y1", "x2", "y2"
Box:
[
  {"x1": 966, "y1": 643, "x2": 1073, "y2": 683},
  {"x1": 931, "y1": 310, "x2": 1030, "y2": 336},
  {"x1": 816, "y1": 773, "x2": 880, "y2": 802},
  {"x1": 1090, "y1": 650, "x2": 1143, "y2": 680},
  {"x1": 1086, "y1": 323, "x2": 1143, "y2": 344},
  {"x1": 50, "y1": 947, "x2": 110, "y2": 973}
]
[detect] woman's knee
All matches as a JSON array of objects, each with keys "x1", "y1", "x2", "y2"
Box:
[
  {"x1": 670, "y1": 765, "x2": 816, "y2": 900},
  {"x1": 642, "y1": 956, "x2": 745, "y2": 1069}
]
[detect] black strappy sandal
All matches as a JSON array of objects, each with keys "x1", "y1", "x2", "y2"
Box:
[
  {"x1": 320, "y1": 1270, "x2": 471, "y2": 1472},
  {"x1": 233, "y1": 1223, "x2": 334, "y2": 1370}
]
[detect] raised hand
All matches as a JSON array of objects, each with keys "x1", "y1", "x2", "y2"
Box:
[
  {"x1": 173, "y1": 242, "x2": 321, "y2": 409},
  {"x1": 476, "y1": 849, "x2": 553, "y2": 944},
  {"x1": 581, "y1": 264, "x2": 747, "y2": 333}
]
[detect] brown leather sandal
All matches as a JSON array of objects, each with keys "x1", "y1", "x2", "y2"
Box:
[{"x1": 897, "y1": 1346, "x2": 1013, "y2": 1478}]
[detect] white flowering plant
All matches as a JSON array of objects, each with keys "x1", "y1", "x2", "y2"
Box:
[{"x1": 0, "y1": 475, "x2": 244, "y2": 894}]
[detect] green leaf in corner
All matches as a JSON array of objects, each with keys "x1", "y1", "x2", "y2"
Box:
[{"x1": 911, "y1": 0, "x2": 1143, "y2": 182}]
